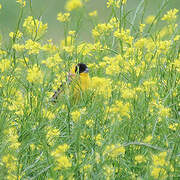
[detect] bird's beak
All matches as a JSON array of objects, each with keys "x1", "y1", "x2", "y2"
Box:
[{"x1": 83, "y1": 68, "x2": 89, "y2": 73}]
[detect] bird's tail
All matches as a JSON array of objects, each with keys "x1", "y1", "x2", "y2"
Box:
[{"x1": 51, "y1": 84, "x2": 64, "y2": 103}]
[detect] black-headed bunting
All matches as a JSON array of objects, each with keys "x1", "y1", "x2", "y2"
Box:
[{"x1": 51, "y1": 63, "x2": 90, "y2": 103}]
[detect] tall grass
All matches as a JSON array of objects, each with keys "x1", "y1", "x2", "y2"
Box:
[{"x1": 0, "y1": 0, "x2": 179, "y2": 179}]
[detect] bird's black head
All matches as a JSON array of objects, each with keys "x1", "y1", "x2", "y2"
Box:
[{"x1": 75, "y1": 63, "x2": 89, "y2": 74}]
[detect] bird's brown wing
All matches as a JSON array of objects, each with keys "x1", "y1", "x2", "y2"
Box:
[{"x1": 51, "y1": 84, "x2": 63, "y2": 103}]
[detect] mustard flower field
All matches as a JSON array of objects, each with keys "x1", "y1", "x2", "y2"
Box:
[{"x1": 0, "y1": 0, "x2": 180, "y2": 179}]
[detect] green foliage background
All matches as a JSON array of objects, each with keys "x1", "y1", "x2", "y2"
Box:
[
  {"x1": 0, "y1": 0, "x2": 180, "y2": 42},
  {"x1": 0, "y1": 0, "x2": 180, "y2": 179}
]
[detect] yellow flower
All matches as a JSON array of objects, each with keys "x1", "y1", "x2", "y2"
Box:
[
  {"x1": 68, "y1": 30, "x2": 76, "y2": 36},
  {"x1": 0, "y1": 59, "x2": 11, "y2": 72},
  {"x1": 51, "y1": 144, "x2": 71, "y2": 170},
  {"x1": 142, "y1": 79, "x2": 157, "y2": 93},
  {"x1": 43, "y1": 109, "x2": 56, "y2": 120},
  {"x1": 121, "y1": 88, "x2": 136, "y2": 99},
  {"x1": 169, "y1": 123, "x2": 178, "y2": 131},
  {"x1": 106, "y1": 63, "x2": 120, "y2": 75},
  {"x1": 139, "y1": 23, "x2": 145, "y2": 33},
  {"x1": 95, "y1": 152, "x2": 100, "y2": 163},
  {"x1": 145, "y1": 15, "x2": 156, "y2": 24},
  {"x1": 51, "y1": 144, "x2": 69, "y2": 157},
  {"x1": 89, "y1": 10, "x2": 98, "y2": 17},
  {"x1": 2, "y1": 154, "x2": 18, "y2": 173},
  {"x1": 109, "y1": 100, "x2": 130, "y2": 119},
  {"x1": 157, "y1": 40, "x2": 171, "y2": 54},
  {"x1": 151, "y1": 167, "x2": 167, "y2": 179},
  {"x1": 0, "y1": 3, "x2": 2, "y2": 9},
  {"x1": 71, "y1": 110, "x2": 81, "y2": 122},
  {"x1": 152, "y1": 152, "x2": 167, "y2": 167},
  {"x1": 161, "y1": 8, "x2": 179, "y2": 22},
  {"x1": 8, "y1": 90, "x2": 25, "y2": 116},
  {"x1": 114, "y1": 28, "x2": 133, "y2": 45},
  {"x1": 143, "y1": 135, "x2": 152, "y2": 143},
  {"x1": 59, "y1": 176, "x2": 64, "y2": 180},
  {"x1": 158, "y1": 104, "x2": 170, "y2": 118},
  {"x1": 23, "y1": 16, "x2": 47, "y2": 39},
  {"x1": 100, "y1": 23, "x2": 113, "y2": 33},
  {"x1": 95, "y1": 134, "x2": 104, "y2": 146},
  {"x1": 27, "y1": 65, "x2": 44, "y2": 84},
  {"x1": 92, "y1": 28, "x2": 100, "y2": 37},
  {"x1": 81, "y1": 164, "x2": 92, "y2": 172},
  {"x1": 77, "y1": 42, "x2": 94, "y2": 56},
  {"x1": 30, "y1": 144, "x2": 36, "y2": 151},
  {"x1": 16, "y1": 0, "x2": 26, "y2": 7},
  {"x1": 25, "y1": 39, "x2": 41, "y2": 54},
  {"x1": 103, "y1": 165, "x2": 114, "y2": 179},
  {"x1": 12, "y1": 44, "x2": 24, "y2": 52},
  {"x1": 41, "y1": 39, "x2": 57, "y2": 53},
  {"x1": 151, "y1": 152, "x2": 169, "y2": 179},
  {"x1": 174, "y1": 35, "x2": 180, "y2": 41},
  {"x1": 151, "y1": 167, "x2": 161, "y2": 179},
  {"x1": 9, "y1": 30, "x2": 23, "y2": 39},
  {"x1": 173, "y1": 59, "x2": 180, "y2": 72},
  {"x1": 57, "y1": 12, "x2": 70, "y2": 22},
  {"x1": 4, "y1": 127, "x2": 21, "y2": 150},
  {"x1": 134, "y1": 38, "x2": 147, "y2": 49},
  {"x1": 42, "y1": 53, "x2": 62, "y2": 69},
  {"x1": 55, "y1": 155, "x2": 72, "y2": 170},
  {"x1": 85, "y1": 119, "x2": 94, "y2": 128},
  {"x1": 61, "y1": 36, "x2": 74, "y2": 47},
  {"x1": 92, "y1": 23, "x2": 114, "y2": 38},
  {"x1": 107, "y1": 0, "x2": 126, "y2": 8},
  {"x1": 71, "y1": 108, "x2": 86, "y2": 122},
  {"x1": 103, "y1": 144, "x2": 125, "y2": 158},
  {"x1": 107, "y1": 0, "x2": 114, "y2": 8},
  {"x1": 122, "y1": 0, "x2": 127, "y2": 4},
  {"x1": 65, "y1": 0, "x2": 83, "y2": 11},
  {"x1": 62, "y1": 45, "x2": 74, "y2": 54},
  {"x1": 135, "y1": 155, "x2": 146, "y2": 164},
  {"x1": 46, "y1": 126, "x2": 60, "y2": 146},
  {"x1": 91, "y1": 77, "x2": 112, "y2": 98},
  {"x1": 0, "y1": 50, "x2": 7, "y2": 56},
  {"x1": 9, "y1": 135, "x2": 21, "y2": 149}
]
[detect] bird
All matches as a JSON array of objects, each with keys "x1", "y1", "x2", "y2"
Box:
[{"x1": 51, "y1": 63, "x2": 90, "y2": 103}]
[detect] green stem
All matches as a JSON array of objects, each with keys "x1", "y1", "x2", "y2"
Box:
[{"x1": 11, "y1": 6, "x2": 24, "y2": 66}]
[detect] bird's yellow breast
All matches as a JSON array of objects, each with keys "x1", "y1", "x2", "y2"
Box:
[
  {"x1": 70, "y1": 72, "x2": 90, "y2": 103},
  {"x1": 79, "y1": 73, "x2": 90, "y2": 91}
]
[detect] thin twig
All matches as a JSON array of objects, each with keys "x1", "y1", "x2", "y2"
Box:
[
  {"x1": 123, "y1": 142, "x2": 167, "y2": 151},
  {"x1": 30, "y1": 164, "x2": 53, "y2": 180},
  {"x1": 152, "y1": 118, "x2": 158, "y2": 137},
  {"x1": 22, "y1": 152, "x2": 44, "y2": 174},
  {"x1": 130, "y1": 0, "x2": 144, "y2": 32}
]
